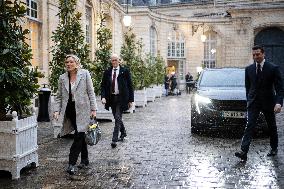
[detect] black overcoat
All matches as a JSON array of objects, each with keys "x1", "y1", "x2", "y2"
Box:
[
  {"x1": 245, "y1": 61, "x2": 284, "y2": 110},
  {"x1": 101, "y1": 66, "x2": 134, "y2": 111}
]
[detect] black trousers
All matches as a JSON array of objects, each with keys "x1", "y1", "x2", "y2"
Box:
[
  {"x1": 111, "y1": 95, "x2": 126, "y2": 142},
  {"x1": 241, "y1": 102, "x2": 278, "y2": 152},
  {"x1": 65, "y1": 101, "x2": 88, "y2": 165},
  {"x1": 186, "y1": 83, "x2": 191, "y2": 94}
]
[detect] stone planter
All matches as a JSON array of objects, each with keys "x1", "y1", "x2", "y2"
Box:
[
  {"x1": 134, "y1": 88, "x2": 147, "y2": 107},
  {"x1": 153, "y1": 85, "x2": 163, "y2": 98},
  {"x1": 146, "y1": 87, "x2": 156, "y2": 102},
  {"x1": 0, "y1": 111, "x2": 39, "y2": 179},
  {"x1": 96, "y1": 97, "x2": 114, "y2": 122}
]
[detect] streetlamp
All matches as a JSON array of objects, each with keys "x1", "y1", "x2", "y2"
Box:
[{"x1": 123, "y1": 0, "x2": 131, "y2": 27}]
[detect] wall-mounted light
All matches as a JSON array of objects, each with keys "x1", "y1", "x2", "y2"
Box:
[
  {"x1": 201, "y1": 34, "x2": 207, "y2": 42},
  {"x1": 201, "y1": 24, "x2": 207, "y2": 42},
  {"x1": 192, "y1": 23, "x2": 207, "y2": 42},
  {"x1": 123, "y1": 0, "x2": 131, "y2": 27}
]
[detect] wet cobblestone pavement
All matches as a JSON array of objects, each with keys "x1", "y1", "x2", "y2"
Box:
[{"x1": 1, "y1": 94, "x2": 284, "y2": 188}]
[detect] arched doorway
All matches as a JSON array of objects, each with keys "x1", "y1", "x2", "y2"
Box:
[{"x1": 254, "y1": 27, "x2": 284, "y2": 81}]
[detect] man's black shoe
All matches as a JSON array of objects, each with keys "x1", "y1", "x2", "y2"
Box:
[
  {"x1": 267, "y1": 149, "x2": 278, "y2": 157},
  {"x1": 235, "y1": 151, "x2": 247, "y2": 161},
  {"x1": 118, "y1": 133, "x2": 127, "y2": 142},
  {"x1": 66, "y1": 164, "x2": 75, "y2": 175},
  {"x1": 111, "y1": 142, "x2": 117, "y2": 148},
  {"x1": 78, "y1": 159, "x2": 89, "y2": 169}
]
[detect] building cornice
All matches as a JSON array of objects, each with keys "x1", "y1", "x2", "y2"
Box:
[{"x1": 128, "y1": 7, "x2": 231, "y2": 24}]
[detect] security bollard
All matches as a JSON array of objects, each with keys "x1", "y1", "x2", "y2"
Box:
[{"x1": 37, "y1": 84, "x2": 51, "y2": 122}]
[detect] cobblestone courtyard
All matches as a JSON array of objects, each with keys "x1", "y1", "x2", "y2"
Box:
[{"x1": 0, "y1": 94, "x2": 284, "y2": 188}]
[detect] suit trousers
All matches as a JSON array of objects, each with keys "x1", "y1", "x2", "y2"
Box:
[
  {"x1": 111, "y1": 95, "x2": 126, "y2": 142},
  {"x1": 241, "y1": 102, "x2": 278, "y2": 152},
  {"x1": 65, "y1": 101, "x2": 88, "y2": 165}
]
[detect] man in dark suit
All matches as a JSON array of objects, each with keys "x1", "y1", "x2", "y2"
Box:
[
  {"x1": 235, "y1": 45, "x2": 284, "y2": 161},
  {"x1": 101, "y1": 54, "x2": 134, "y2": 148}
]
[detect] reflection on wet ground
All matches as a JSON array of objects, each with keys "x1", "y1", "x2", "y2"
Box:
[{"x1": 0, "y1": 94, "x2": 283, "y2": 188}]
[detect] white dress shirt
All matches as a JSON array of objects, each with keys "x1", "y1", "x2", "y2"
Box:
[{"x1": 112, "y1": 66, "x2": 120, "y2": 94}]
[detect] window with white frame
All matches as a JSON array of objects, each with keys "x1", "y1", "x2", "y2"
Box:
[
  {"x1": 26, "y1": 0, "x2": 38, "y2": 19},
  {"x1": 203, "y1": 31, "x2": 217, "y2": 68},
  {"x1": 167, "y1": 30, "x2": 185, "y2": 58},
  {"x1": 150, "y1": 26, "x2": 157, "y2": 57},
  {"x1": 85, "y1": 7, "x2": 92, "y2": 44}
]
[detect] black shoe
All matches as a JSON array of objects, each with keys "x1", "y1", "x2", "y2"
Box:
[
  {"x1": 235, "y1": 151, "x2": 247, "y2": 161},
  {"x1": 77, "y1": 159, "x2": 89, "y2": 169},
  {"x1": 66, "y1": 164, "x2": 75, "y2": 175},
  {"x1": 267, "y1": 149, "x2": 278, "y2": 157},
  {"x1": 118, "y1": 133, "x2": 127, "y2": 142},
  {"x1": 111, "y1": 142, "x2": 117, "y2": 148}
]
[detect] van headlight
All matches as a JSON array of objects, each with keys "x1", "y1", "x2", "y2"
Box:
[{"x1": 194, "y1": 94, "x2": 212, "y2": 114}]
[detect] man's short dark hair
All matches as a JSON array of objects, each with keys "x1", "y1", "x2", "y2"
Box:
[{"x1": 252, "y1": 45, "x2": 264, "y2": 53}]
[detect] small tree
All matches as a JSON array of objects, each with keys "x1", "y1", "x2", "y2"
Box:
[
  {"x1": 144, "y1": 54, "x2": 155, "y2": 88},
  {"x1": 49, "y1": 0, "x2": 92, "y2": 93},
  {"x1": 0, "y1": 0, "x2": 42, "y2": 120},
  {"x1": 154, "y1": 55, "x2": 166, "y2": 85},
  {"x1": 92, "y1": 14, "x2": 112, "y2": 94},
  {"x1": 121, "y1": 28, "x2": 147, "y2": 90},
  {"x1": 143, "y1": 54, "x2": 165, "y2": 87}
]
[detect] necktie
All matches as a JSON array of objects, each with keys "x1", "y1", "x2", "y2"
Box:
[
  {"x1": 111, "y1": 69, "x2": 117, "y2": 93},
  {"x1": 257, "y1": 63, "x2": 261, "y2": 75},
  {"x1": 256, "y1": 63, "x2": 262, "y2": 88}
]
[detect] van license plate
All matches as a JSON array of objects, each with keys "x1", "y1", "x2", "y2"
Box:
[{"x1": 223, "y1": 111, "x2": 246, "y2": 118}]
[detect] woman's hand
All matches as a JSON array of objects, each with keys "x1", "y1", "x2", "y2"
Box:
[
  {"x1": 53, "y1": 112, "x2": 59, "y2": 120},
  {"x1": 101, "y1": 98, "x2": 106, "y2": 104},
  {"x1": 91, "y1": 110, "x2": 96, "y2": 118}
]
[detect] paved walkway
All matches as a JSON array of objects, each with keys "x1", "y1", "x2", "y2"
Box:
[{"x1": 0, "y1": 94, "x2": 284, "y2": 188}]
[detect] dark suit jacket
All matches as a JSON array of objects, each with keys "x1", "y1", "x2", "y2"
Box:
[
  {"x1": 245, "y1": 61, "x2": 284, "y2": 110},
  {"x1": 101, "y1": 66, "x2": 134, "y2": 111}
]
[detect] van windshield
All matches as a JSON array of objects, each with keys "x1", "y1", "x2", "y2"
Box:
[{"x1": 199, "y1": 69, "x2": 245, "y2": 87}]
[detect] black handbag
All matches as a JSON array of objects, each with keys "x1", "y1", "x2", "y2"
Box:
[{"x1": 85, "y1": 117, "x2": 101, "y2": 146}]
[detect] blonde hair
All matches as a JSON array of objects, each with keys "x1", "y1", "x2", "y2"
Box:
[{"x1": 65, "y1": 54, "x2": 81, "y2": 69}]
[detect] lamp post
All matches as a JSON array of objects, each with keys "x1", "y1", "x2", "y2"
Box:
[{"x1": 123, "y1": 0, "x2": 131, "y2": 27}]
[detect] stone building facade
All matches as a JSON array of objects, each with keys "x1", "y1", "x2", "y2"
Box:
[
  {"x1": 25, "y1": 0, "x2": 284, "y2": 90},
  {"x1": 126, "y1": 0, "x2": 284, "y2": 89}
]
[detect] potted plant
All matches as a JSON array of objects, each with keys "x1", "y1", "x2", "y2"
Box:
[
  {"x1": 121, "y1": 29, "x2": 147, "y2": 108},
  {"x1": 0, "y1": 0, "x2": 43, "y2": 179},
  {"x1": 144, "y1": 54, "x2": 157, "y2": 102},
  {"x1": 153, "y1": 55, "x2": 166, "y2": 98},
  {"x1": 92, "y1": 12, "x2": 114, "y2": 120}
]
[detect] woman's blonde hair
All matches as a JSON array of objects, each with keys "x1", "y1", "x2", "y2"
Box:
[{"x1": 65, "y1": 54, "x2": 82, "y2": 69}]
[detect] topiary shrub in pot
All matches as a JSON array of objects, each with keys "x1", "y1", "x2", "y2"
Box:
[{"x1": 0, "y1": 0, "x2": 43, "y2": 179}]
